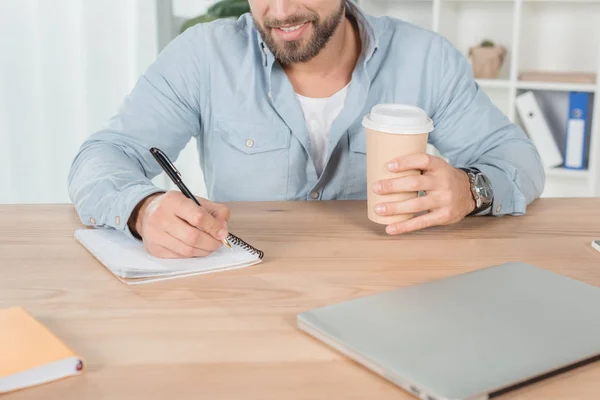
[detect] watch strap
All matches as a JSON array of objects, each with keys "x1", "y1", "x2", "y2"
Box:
[{"x1": 460, "y1": 167, "x2": 492, "y2": 216}]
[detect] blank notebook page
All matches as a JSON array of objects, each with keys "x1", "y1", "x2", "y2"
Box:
[{"x1": 75, "y1": 228, "x2": 262, "y2": 279}]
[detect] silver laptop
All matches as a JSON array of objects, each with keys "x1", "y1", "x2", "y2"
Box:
[{"x1": 297, "y1": 262, "x2": 600, "y2": 400}]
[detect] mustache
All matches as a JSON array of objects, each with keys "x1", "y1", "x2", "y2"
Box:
[{"x1": 264, "y1": 13, "x2": 318, "y2": 29}]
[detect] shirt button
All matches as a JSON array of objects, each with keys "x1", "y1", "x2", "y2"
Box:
[
  {"x1": 311, "y1": 191, "x2": 320, "y2": 199},
  {"x1": 496, "y1": 205, "x2": 502, "y2": 213},
  {"x1": 115, "y1": 216, "x2": 121, "y2": 225},
  {"x1": 90, "y1": 217, "x2": 96, "y2": 224},
  {"x1": 245, "y1": 139, "x2": 255, "y2": 148}
]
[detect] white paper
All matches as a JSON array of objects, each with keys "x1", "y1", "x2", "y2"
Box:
[{"x1": 75, "y1": 228, "x2": 262, "y2": 283}]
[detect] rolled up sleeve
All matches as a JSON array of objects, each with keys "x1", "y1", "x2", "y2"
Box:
[
  {"x1": 68, "y1": 26, "x2": 207, "y2": 237},
  {"x1": 429, "y1": 36, "x2": 545, "y2": 216}
]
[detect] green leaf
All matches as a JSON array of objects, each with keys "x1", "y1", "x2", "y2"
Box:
[
  {"x1": 179, "y1": 0, "x2": 250, "y2": 33},
  {"x1": 207, "y1": 0, "x2": 250, "y2": 18},
  {"x1": 180, "y1": 14, "x2": 219, "y2": 33}
]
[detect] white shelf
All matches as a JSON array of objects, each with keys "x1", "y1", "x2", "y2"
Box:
[
  {"x1": 476, "y1": 79, "x2": 597, "y2": 92},
  {"x1": 524, "y1": 0, "x2": 600, "y2": 3},
  {"x1": 545, "y1": 167, "x2": 590, "y2": 179},
  {"x1": 359, "y1": 0, "x2": 600, "y2": 198},
  {"x1": 516, "y1": 81, "x2": 597, "y2": 93},
  {"x1": 442, "y1": 0, "x2": 600, "y2": 2},
  {"x1": 385, "y1": 0, "x2": 600, "y2": 2},
  {"x1": 477, "y1": 79, "x2": 512, "y2": 89}
]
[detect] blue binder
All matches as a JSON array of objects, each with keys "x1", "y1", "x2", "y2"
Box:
[{"x1": 564, "y1": 92, "x2": 591, "y2": 169}]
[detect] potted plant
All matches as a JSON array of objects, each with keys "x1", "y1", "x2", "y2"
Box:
[
  {"x1": 180, "y1": 0, "x2": 250, "y2": 33},
  {"x1": 468, "y1": 39, "x2": 507, "y2": 79}
]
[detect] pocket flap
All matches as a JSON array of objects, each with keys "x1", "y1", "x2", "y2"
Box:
[
  {"x1": 349, "y1": 130, "x2": 366, "y2": 154},
  {"x1": 214, "y1": 118, "x2": 291, "y2": 155}
]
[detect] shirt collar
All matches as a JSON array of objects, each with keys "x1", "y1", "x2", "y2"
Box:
[
  {"x1": 346, "y1": 0, "x2": 379, "y2": 63},
  {"x1": 255, "y1": 0, "x2": 380, "y2": 68}
]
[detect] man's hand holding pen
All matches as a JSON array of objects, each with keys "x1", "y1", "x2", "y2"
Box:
[{"x1": 128, "y1": 191, "x2": 231, "y2": 259}]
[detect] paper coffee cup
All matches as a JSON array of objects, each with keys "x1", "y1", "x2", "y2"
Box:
[{"x1": 362, "y1": 104, "x2": 435, "y2": 225}]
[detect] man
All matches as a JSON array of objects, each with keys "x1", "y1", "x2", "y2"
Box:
[{"x1": 68, "y1": 0, "x2": 545, "y2": 259}]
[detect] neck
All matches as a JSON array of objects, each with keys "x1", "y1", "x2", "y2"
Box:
[{"x1": 284, "y1": 16, "x2": 361, "y2": 96}]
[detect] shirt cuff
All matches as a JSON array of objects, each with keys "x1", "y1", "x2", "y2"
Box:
[
  {"x1": 472, "y1": 163, "x2": 526, "y2": 216},
  {"x1": 79, "y1": 184, "x2": 165, "y2": 241}
]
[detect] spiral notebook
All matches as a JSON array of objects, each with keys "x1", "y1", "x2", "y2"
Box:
[{"x1": 74, "y1": 228, "x2": 264, "y2": 285}]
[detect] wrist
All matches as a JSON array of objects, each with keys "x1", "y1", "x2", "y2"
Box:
[
  {"x1": 459, "y1": 167, "x2": 494, "y2": 216},
  {"x1": 128, "y1": 192, "x2": 162, "y2": 239},
  {"x1": 460, "y1": 169, "x2": 477, "y2": 215}
]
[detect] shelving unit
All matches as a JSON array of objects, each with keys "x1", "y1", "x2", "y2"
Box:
[{"x1": 358, "y1": 0, "x2": 600, "y2": 198}]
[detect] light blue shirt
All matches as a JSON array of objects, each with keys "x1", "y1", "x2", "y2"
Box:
[{"x1": 68, "y1": 1, "x2": 544, "y2": 237}]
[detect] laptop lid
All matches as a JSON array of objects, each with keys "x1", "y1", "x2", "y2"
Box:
[{"x1": 297, "y1": 262, "x2": 600, "y2": 400}]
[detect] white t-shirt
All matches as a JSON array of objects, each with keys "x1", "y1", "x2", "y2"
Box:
[{"x1": 296, "y1": 85, "x2": 349, "y2": 176}]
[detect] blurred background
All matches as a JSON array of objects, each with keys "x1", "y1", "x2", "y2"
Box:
[{"x1": 0, "y1": 0, "x2": 598, "y2": 205}]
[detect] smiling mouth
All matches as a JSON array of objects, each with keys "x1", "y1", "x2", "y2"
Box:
[
  {"x1": 278, "y1": 23, "x2": 306, "y2": 32},
  {"x1": 270, "y1": 21, "x2": 311, "y2": 42}
]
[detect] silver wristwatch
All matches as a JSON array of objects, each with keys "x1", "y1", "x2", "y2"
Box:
[{"x1": 460, "y1": 167, "x2": 494, "y2": 215}]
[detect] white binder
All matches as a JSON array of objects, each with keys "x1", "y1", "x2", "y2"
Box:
[{"x1": 515, "y1": 91, "x2": 563, "y2": 168}]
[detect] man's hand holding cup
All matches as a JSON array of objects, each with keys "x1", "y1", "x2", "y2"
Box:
[
  {"x1": 373, "y1": 153, "x2": 475, "y2": 235},
  {"x1": 362, "y1": 104, "x2": 475, "y2": 235}
]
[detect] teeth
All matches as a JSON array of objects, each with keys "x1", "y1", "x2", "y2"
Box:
[{"x1": 280, "y1": 24, "x2": 304, "y2": 32}]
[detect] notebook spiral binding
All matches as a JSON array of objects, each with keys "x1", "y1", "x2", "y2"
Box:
[{"x1": 228, "y1": 233, "x2": 264, "y2": 259}]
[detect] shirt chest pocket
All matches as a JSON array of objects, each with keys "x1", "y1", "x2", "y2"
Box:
[
  {"x1": 215, "y1": 118, "x2": 291, "y2": 154},
  {"x1": 205, "y1": 118, "x2": 292, "y2": 201}
]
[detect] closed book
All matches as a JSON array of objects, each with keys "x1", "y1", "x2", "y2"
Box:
[{"x1": 0, "y1": 307, "x2": 84, "y2": 394}]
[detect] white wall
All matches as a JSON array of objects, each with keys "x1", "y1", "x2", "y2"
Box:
[
  {"x1": 0, "y1": 0, "x2": 160, "y2": 204},
  {"x1": 520, "y1": 2, "x2": 600, "y2": 74},
  {"x1": 0, "y1": 0, "x2": 229, "y2": 204}
]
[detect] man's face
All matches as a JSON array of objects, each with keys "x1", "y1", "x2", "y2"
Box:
[{"x1": 250, "y1": 0, "x2": 346, "y2": 65}]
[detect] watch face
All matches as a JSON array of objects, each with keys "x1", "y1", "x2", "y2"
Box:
[{"x1": 475, "y1": 174, "x2": 493, "y2": 202}]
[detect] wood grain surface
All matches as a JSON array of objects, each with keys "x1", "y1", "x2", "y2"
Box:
[{"x1": 1, "y1": 198, "x2": 600, "y2": 399}]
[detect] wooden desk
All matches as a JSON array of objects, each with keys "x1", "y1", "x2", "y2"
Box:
[{"x1": 1, "y1": 199, "x2": 600, "y2": 399}]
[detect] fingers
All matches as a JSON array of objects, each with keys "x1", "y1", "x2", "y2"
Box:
[
  {"x1": 374, "y1": 174, "x2": 435, "y2": 195},
  {"x1": 157, "y1": 231, "x2": 212, "y2": 258},
  {"x1": 386, "y1": 209, "x2": 449, "y2": 235},
  {"x1": 175, "y1": 197, "x2": 228, "y2": 241},
  {"x1": 197, "y1": 197, "x2": 231, "y2": 224},
  {"x1": 161, "y1": 216, "x2": 223, "y2": 253},
  {"x1": 137, "y1": 191, "x2": 233, "y2": 258},
  {"x1": 386, "y1": 153, "x2": 442, "y2": 173},
  {"x1": 372, "y1": 155, "x2": 471, "y2": 235},
  {"x1": 146, "y1": 234, "x2": 211, "y2": 259},
  {"x1": 375, "y1": 195, "x2": 436, "y2": 217}
]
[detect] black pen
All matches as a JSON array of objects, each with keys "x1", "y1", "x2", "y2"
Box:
[{"x1": 149, "y1": 147, "x2": 232, "y2": 250}]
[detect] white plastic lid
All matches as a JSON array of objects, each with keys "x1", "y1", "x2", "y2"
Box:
[{"x1": 362, "y1": 104, "x2": 434, "y2": 134}]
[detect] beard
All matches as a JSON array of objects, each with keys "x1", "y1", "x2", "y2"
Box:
[{"x1": 254, "y1": 2, "x2": 346, "y2": 66}]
